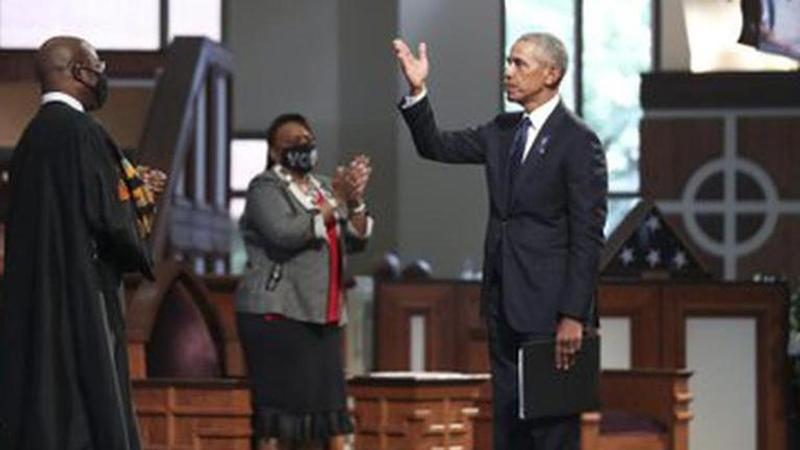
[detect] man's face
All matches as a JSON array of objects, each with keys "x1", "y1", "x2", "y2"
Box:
[
  {"x1": 504, "y1": 40, "x2": 560, "y2": 109},
  {"x1": 78, "y1": 42, "x2": 103, "y2": 70},
  {"x1": 72, "y1": 41, "x2": 107, "y2": 110},
  {"x1": 270, "y1": 121, "x2": 314, "y2": 163}
]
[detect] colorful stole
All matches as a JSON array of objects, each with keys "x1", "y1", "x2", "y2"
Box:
[{"x1": 115, "y1": 151, "x2": 157, "y2": 238}]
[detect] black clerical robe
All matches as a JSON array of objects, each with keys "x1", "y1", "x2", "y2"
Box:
[{"x1": 0, "y1": 101, "x2": 153, "y2": 450}]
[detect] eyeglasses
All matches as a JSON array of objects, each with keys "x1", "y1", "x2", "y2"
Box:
[{"x1": 70, "y1": 59, "x2": 106, "y2": 73}]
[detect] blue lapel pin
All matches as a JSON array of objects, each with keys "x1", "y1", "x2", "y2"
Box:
[{"x1": 536, "y1": 135, "x2": 550, "y2": 155}]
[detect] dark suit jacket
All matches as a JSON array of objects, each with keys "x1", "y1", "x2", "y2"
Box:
[{"x1": 401, "y1": 96, "x2": 607, "y2": 333}]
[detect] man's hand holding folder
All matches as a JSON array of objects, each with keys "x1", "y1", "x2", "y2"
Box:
[
  {"x1": 556, "y1": 316, "x2": 584, "y2": 370},
  {"x1": 518, "y1": 332, "x2": 600, "y2": 420}
]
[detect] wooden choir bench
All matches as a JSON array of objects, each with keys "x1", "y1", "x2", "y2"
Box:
[
  {"x1": 582, "y1": 369, "x2": 692, "y2": 450},
  {"x1": 466, "y1": 369, "x2": 692, "y2": 450}
]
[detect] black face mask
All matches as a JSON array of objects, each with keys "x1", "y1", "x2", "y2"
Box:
[
  {"x1": 281, "y1": 143, "x2": 318, "y2": 174},
  {"x1": 74, "y1": 66, "x2": 109, "y2": 110}
]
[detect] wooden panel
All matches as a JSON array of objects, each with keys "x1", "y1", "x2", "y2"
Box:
[
  {"x1": 738, "y1": 116, "x2": 800, "y2": 198},
  {"x1": 641, "y1": 72, "x2": 800, "y2": 109},
  {"x1": 133, "y1": 379, "x2": 252, "y2": 450},
  {"x1": 192, "y1": 431, "x2": 251, "y2": 450},
  {"x1": 596, "y1": 434, "x2": 666, "y2": 450},
  {"x1": 661, "y1": 283, "x2": 788, "y2": 450},
  {"x1": 0, "y1": 83, "x2": 152, "y2": 149},
  {"x1": 640, "y1": 118, "x2": 723, "y2": 199},
  {"x1": 129, "y1": 343, "x2": 148, "y2": 380},
  {"x1": 454, "y1": 284, "x2": 487, "y2": 372},
  {"x1": 0, "y1": 82, "x2": 37, "y2": 148},
  {"x1": 375, "y1": 282, "x2": 459, "y2": 371},
  {"x1": 94, "y1": 86, "x2": 155, "y2": 149},
  {"x1": 737, "y1": 217, "x2": 800, "y2": 282},
  {"x1": 147, "y1": 282, "x2": 222, "y2": 378},
  {"x1": 349, "y1": 376, "x2": 485, "y2": 450},
  {"x1": 0, "y1": 50, "x2": 166, "y2": 81},
  {"x1": 375, "y1": 281, "x2": 486, "y2": 373},
  {"x1": 597, "y1": 284, "x2": 663, "y2": 367},
  {"x1": 640, "y1": 74, "x2": 800, "y2": 284},
  {"x1": 600, "y1": 369, "x2": 693, "y2": 450},
  {"x1": 127, "y1": 264, "x2": 227, "y2": 379},
  {"x1": 473, "y1": 383, "x2": 493, "y2": 450},
  {"x1": 202, "y1": 275, "x2": 245, "y2": 377}
]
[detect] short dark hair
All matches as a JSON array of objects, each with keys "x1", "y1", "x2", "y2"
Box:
[
  {"x1": 266, "y1": 113, "x2": 312, "y2": 147},
  {"x1": 515, "y1": 32, "x2": 568, "y2": 85}
]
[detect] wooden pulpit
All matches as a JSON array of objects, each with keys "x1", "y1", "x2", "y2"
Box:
[{"x1": 349, "y1": 372, "x2": 489, "y2": 450}]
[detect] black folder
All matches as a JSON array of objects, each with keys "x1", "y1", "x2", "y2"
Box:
[{"x1": 518, "y1": 334, "x2": 600, "y2": 420}]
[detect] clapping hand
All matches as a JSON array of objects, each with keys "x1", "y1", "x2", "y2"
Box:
[
  {"x1": 348, "y1": 155, "x2": 371, "y2": 205},
  {"x1": 332, "y1": 155, "x2": 372, "y2": 209}
]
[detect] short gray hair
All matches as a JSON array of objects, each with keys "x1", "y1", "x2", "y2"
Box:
[{"x1": 515, "y1": 32, "x2": 568, "y2": 77}]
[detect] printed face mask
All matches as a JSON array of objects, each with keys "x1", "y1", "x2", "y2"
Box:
[
  {"x1": 74, "y1": 65, "x2": 109, "y2": 109},
  {"x1": 281, "y1": 143, "x2": 318, "y2": 174}
]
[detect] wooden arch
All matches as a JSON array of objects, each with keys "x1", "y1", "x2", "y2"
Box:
[{"x1": 126, "y1": 262, "x2": 226, "y2": 379}]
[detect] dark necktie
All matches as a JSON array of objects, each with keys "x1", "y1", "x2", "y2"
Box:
[{"x1": 507, "y1": 117, "x2": 531, "y2": 198}]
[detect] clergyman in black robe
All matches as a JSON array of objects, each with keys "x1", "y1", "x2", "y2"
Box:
[{"x1": 0, "y1": 36, "x2": 162, "y2": 450}]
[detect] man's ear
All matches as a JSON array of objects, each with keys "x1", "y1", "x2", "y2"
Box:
[
  {"x1": 544, "y1": 66, "x2": 562, "y2": 89},
  {"x1": 70, "y1": 64, "x2": 82, "y2": 82}
]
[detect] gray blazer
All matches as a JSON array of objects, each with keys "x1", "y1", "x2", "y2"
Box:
[{"x1": 235, "y1": 168, "x2": 371, "y2": 325}]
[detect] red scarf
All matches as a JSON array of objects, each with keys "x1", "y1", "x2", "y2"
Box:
[{"x1": 317, "y1": 191, "x2": 342, "y2": 324}]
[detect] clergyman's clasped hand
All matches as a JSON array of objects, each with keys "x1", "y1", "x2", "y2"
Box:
[{"x1": 136, "y1": 165, "x2": 168, "y2": 196}]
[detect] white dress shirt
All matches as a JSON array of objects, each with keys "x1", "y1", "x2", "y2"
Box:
[
  {"x1": 518, "y1": 93, "x2": 560, "y2": 162},
  {"x1": 41, "y1": 91, "x2": 85, "y2": 113}
]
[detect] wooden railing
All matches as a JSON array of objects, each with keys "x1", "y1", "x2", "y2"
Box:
[
  {"x1": 126, "y1": 38, "x2": 235, "y2": 376},
  {"x1": 136, "y1": 36, "x2": 234, "y2": 268}
]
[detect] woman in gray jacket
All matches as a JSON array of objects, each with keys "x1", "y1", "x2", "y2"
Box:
[{"x1": 236, "y1": 113, "x2": 372, "y2": 450}]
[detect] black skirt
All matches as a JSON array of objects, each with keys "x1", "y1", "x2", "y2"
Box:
[{"x1": 236, "y1": 313, "x2": 353, "y2": 442}]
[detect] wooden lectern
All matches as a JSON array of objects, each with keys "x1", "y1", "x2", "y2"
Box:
[{"x1": 349, "y1": 372, "x2": 489, "y2": 450}]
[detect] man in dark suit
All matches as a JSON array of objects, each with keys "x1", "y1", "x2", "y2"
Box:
[{"x1": 393, "y1": 32, "x2": 607, "y2": 450}]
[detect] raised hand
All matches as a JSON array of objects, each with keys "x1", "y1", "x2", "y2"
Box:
[{"x1": 392, "y1": 38, "x2": 429, "y2": 96}]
